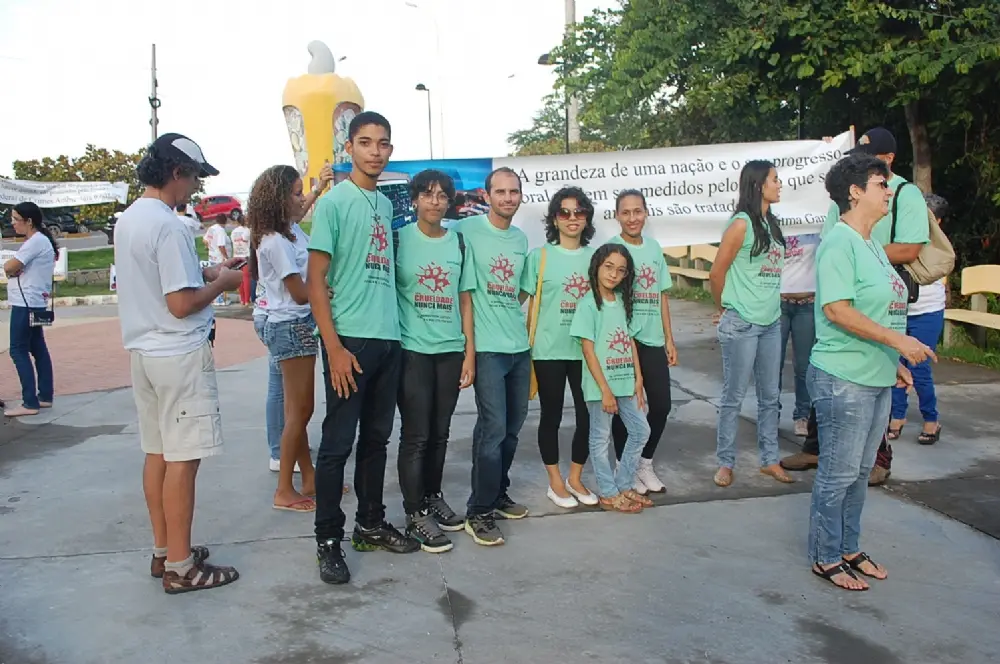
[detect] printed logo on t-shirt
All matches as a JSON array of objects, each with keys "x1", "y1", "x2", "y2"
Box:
[
  {"x1": 414, "y1": 263, "x2": 455, "y2": 317},
  {"x1": 784, "y1": 235, "x2": 802, "y2": 258},
  {"x1": 758, "y1": 244, "x2": 783, "y2": 280},
  {"x1": 486, "y1": 254, "x2": 518, "y2": 304},
  {"x1": 889, "y1": 272, "x2": 908, "y2": 323},
  {"x1": 604, "y1": 326, "x2": 635, "y2": 377},
  {"x1": 366, "y1": 221, "x2": 391, "y2": 275},
  {"x1": 560, "y1": 273, "x2": 590, "y2": 320},
  {"x1": 634, "y1": 263, "x2": 659, "y2": 311}
]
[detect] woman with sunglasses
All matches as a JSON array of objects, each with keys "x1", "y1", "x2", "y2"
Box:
[
  {"x1": 807, "y1": 153, "x2": 933, "y2": 590},
  {"x1": 520, "y1": 187, "x2": 599, "y2": 508},
  {"x1": 4, "y1": 202, "x2": 58, "y2": 418}
]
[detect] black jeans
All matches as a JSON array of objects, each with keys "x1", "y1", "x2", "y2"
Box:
[
  {"x1": 534, "y1": 359, "x2": 589, "y2": 466},
  {"x1": 803, "y1": 407, "x2": 819, "y2": 455},
  {"x1": 613, "y1": 341, "x2": 672, "y2": 460},
  {"x1": 315, "y1": 337, "x2": 401, "y2": 543},
  {"x1": 396, "y1": 350, "x2": 464, "y2": 515}
]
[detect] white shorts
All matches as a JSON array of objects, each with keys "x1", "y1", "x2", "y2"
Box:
[{"x1": 130, "y1": 342, "x2": 224, "y2": 462}]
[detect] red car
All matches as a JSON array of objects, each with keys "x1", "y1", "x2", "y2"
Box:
[{"x1": 193, "y1": 195, "x2": 243, "y2": 222}]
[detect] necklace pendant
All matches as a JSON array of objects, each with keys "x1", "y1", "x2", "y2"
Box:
[{"x1": 373, "y1": 214, "x2": 381, "y2": 224}]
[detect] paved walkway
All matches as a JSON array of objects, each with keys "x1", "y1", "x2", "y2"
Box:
[{"x1": 2, "y1": 300, "x2": 1000, "y2": 664}]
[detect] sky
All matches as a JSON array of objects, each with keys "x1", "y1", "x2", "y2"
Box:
[{"x1": 0, "y1": 0, "x2": 613, "y2": 197}]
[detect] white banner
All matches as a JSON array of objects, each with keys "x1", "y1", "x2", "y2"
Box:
[
  {"x1": 0, "y1": 248, "x2": 69, "y2": 284},
  {"x1": 0, "y1": 179, "x2": 129, "y2": 207},
  {"x1": 497, "y1": 131, "x2": 852, "y2": 249}
]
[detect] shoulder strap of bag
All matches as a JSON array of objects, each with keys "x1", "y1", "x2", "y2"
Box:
[
  {"x1": 392, "y1": 229, "x2": 400, "y2": 265},
  {"x1": 527, "y1": 247, "x2": 547, "y2": 345},
  {"x1": 890, "y1": 181, "x2": 911, "y2": 244},
  {"x1": 456, "y1": 231, "x2": 465, "y2": 273}
]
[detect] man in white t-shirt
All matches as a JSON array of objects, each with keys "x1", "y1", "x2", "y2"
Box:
[
  {"x1": 175, "y1": 203, "x2": 202, "y2": 240},
  {"x1": 115, "y1": 132, "x2": 243, "y2": 594},
  {"x1": 203, "y1": 216, "x2": 230, "y2": 264},
  {"x1": 230, "y1": 220, "x2": 251, "y2": 305}
]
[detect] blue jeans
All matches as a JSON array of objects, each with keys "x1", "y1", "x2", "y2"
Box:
[
  {"x1": 588, "y1": 397, "x2": 650, "y2": 498},
  {"x1": 9, "y1": 306, "x2": 54, "y2": 410},
  {"x1": 779, "y1": 299, "x2": 815, "y2": 421},
  {"x1": 716, "y1": 309, "x2": 782, "y2": 468},
  {"x1": 254, "y1": 316, "x2": 284, "y2": 461},
  {"x1": 467, "y1": 351, "x2": 531, "y2": 516},
  {"x1": 808, "y1": 365, "x2": 891, "y2": 565},
  {"x1": 891, "y1": 310, "x2": 943, "y2": 423}
]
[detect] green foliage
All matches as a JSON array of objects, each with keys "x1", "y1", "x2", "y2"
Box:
[{"x1": 511, "y1": 0, "x2": 1000, "y2": 267}]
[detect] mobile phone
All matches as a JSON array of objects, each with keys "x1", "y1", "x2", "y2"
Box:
[{"x1": 229, "y1": 259, "x2": 248, "y2": 270}]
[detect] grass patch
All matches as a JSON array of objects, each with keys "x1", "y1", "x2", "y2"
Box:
[
  {"x1": 669, "y1": 286, "x2": 714, "y2": 304},
  {"x1": 298, "y1": 221, "x2": 312, "y2": 236},
  {"x1": 67, "y1": 242, "x2": 208, "y2": 272},
  {"x1": 52, "y1": 282, "x2": 115, "y2": 298},
  {"x1": 938, "y1": 325, "x2": 1000, "y2": 370}
]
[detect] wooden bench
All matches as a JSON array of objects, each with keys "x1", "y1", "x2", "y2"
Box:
[
  {"x1": 943, "y1": 264, "x2": 1000, "y2": 348},
  {"x1": 665, "y1": 244, "x2": 717, "y2": 290}
]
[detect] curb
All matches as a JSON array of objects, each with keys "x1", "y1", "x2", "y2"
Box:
[{"x1": 0, "y1": 295, "x2": 119, "y2": 309}]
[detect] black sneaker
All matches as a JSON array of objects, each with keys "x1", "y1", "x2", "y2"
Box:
[
  {"x1": 426, "y1": 492, "x2": 464, "y2": 532},
  {"x1": 406, "y1": 509, "x2": 454, "y2": 554},
  {"x1": 494, "y1": 492, "x2": 529, "y2": 520},
  {"x1": 317, "y1": 539, "x2": 350, "y2": 585},
  {"x1": 464, "y1": 512, "x2": 505, "y2": 546},
  {"x1": 351, "y1": 521, "x2": 420, "y2": 554}
]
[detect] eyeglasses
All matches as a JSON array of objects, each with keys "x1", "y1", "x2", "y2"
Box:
[
  {"x1": 418, "y1": 191, "x2": 451, "y2": 203},
  {"x1": 556, "y1": 207, "x2": 588, "y2": 221},
  {"x1": 867, "y1": 178, "x2": 889, "y2": 190}
]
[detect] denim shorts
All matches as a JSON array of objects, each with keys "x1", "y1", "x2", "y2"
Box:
[{"x1": 263, "y1": 313, "x2": 318, "y2": 362}]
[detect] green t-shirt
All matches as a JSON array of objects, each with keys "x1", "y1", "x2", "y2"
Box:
[
  {"x1": 570, "y1": 293, "x2": 638, "y2": 401},
  {"x1": 606, "y1": 235, "x2": 673, "y2": 347},
  {"x1": 821, "y1": 175, "x2": 930, "y2": 248},
  {"x1": 457, "y1": 215, "x2": 529, "y2": 354},
  {"x1": 519, "y1": 243, "x2": 594, "y2": 360},
  {"x1": 308, "y1": 179, "x2": 399, "y2": 340},
  {"x1": 810, "y1": 222, "x2": 909, "y2": 387},
  {"x1": 395, "y1": 223, "x2": 465, "y2": 355},
  {"x1": 720, "y1": 213, "x2": 783, "y2": 326}
]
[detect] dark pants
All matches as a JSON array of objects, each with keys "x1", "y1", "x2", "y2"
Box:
[
  {"x1": 467, "y1": 351, "x2": 531, "y2": 516},
  {"x1": 534, "y1": 359, "x2": 589, "y2": 466},
  {"x1": 613, "y1": 341, "x2": 671, "y2": 460},
  {"x1": 801, "y1": 407, "x2": 891, "y2": 470},
  {"x1": 397, "y1": 350, "x2": 464, "y2": 515},
  {"x1": 315, "y1": 337, "x2": 401, "y2": 542},
  {"x1": 9, "y1": 306, "x2": 54, "y2": 410}
]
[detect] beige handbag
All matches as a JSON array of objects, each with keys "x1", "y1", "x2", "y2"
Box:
[{"x1": 891, "y1": 182, "x2": 955, "y2": 285}]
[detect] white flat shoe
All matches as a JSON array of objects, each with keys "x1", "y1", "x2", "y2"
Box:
[
  {"x1": 565, "y1": 481, "x2": 599, "y2": 506},
  {"x1": 268, "y1": 459, "x2": 301, "y2": 473},
  {"x1": 546, "y1": 486, "x2": 578, "y2": 509}
]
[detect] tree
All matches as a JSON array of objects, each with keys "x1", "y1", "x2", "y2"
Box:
[
  {"x1": 12, "y1": 145, "x2": 144, "y2": 225},
  {"x1": 514, "y1": 0, "x2": 1000, "y2": 265},
  {"x1": 507, "y1": 92, "x2": 615, "y2": 155}
]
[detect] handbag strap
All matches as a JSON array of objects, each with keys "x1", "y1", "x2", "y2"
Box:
[
  {"x1": 527, "y1": 247, "x2": 547, "y2": 345},
  {"x1": 15, "y1": 275, "x2": 55, "y2": 312}
]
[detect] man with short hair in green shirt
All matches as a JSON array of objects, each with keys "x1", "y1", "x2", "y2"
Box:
[
  {"x1": 820, "y1": 127, "x2": 930, "y2": 486},
  {"x1": 307, "y1": 111, "x2": 419, "y2": 586}
]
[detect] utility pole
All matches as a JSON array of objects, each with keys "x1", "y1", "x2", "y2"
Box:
[
  {"x1": 565, "y1": 0, "x2": 580, "y2": 146},
  {"x1": 149, "y1": 44, "x2": 161, "y2": 142}
]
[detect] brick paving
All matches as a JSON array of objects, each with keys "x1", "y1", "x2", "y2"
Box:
[{"x1": 0, "y1": 317, "x2": 265, "y2": 400}]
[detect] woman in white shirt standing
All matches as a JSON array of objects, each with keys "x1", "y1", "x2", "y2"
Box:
[
  {"x1": 3, "y1": 202, "x2": 57, "y2": 417},
  {"x1": 203, "y1": 215, "x2": 230, "y2": 264},
  {"x1": 779, "y1": 232, "x2": 821, "y2": 437},
  {"x1": 248, "y1": 165, "x2": 317, "y2": 512},
  {"x1": 888, "y1": 193, "x2": 948, "y2": 445},
  {"x1": 230, "y1": 219, "x2": 252, "y2": 305}
]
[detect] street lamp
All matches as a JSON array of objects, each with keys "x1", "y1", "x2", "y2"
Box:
[
  {"x1": 415, "y1": 83, "x2": 433, "y2": 159},
  {"x1": 538, "y1": 52, "x2": 570, "y2": 154}
]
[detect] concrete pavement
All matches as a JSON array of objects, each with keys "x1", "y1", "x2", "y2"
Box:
[{"x1": 2, "y1": 300, "x2": 1000, "y2": 663}]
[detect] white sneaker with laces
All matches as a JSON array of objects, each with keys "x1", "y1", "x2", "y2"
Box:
[{"x1": 637, "y1": 458, "x2": 666, "y2": 493}]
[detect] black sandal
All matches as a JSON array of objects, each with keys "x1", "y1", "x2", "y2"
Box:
[
  {"x1": 812, "y1": 561, "x2": 868, "y2": 591},
  {"x1": 843, "y1": 552, "x2": 886, "y2": 580},
  {"x1": 886, "y1": 425, "x2": 903, "y2": 440},
  {"x1": 918, "y1": 425, "x2": 942, "y2": 446}
]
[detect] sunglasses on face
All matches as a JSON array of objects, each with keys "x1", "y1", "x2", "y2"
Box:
[
  {"x1": 867, "y1": 178, "x2": 889, "y2": 190},
  {"x1": 556, "y1": 207, "x2": 588, "y2": 221}
]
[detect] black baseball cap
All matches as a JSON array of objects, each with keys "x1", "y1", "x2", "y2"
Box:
[
  {"x1": 149, "y1": 133, "x2": 219, "y2": 177},
  {"x1": 846, "y1": 127, "x2": 897, "y2": 156}
]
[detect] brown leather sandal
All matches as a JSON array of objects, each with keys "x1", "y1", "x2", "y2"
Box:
[
  {"x1": 162, "y1": 561, "x2": 239, "y2": 594},
  {"x1": 599, "y1": 494, "x2": 642, "y2": 514},
  {"x1": 150, "y1": 546, "x2": 210, "y2": 579},
  {"x1": 623, "y1": 490, "x2": 653, "y2": 508}
]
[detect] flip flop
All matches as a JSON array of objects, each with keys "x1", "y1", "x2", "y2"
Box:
[
  {"x1": 843, "y1": 552, "x2": 887, "y2": 580},
  {"x1": 760, "y1": 465, "x2": 796, "y2": 484},
  {"x1": 273, "y1": 498, "x2": 316, "y2": 513},
  {"x1": 812, "y1": 561, "x2": 868, "y2": 591},
  {"x1": 886, "y1": 425, "x2": 903, "y2": 440},
  {"x1": 713, "y1": 468, "x2": 733, "y2": 487}
]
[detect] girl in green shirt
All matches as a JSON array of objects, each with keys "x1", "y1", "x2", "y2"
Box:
[{"x1": 709, "y1": 160, "x2": 792, "y2": 487}]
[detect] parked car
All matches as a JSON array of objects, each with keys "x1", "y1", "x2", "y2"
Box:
[{"x1": 193, "y1": 195, "x2": 243, "y2": 222}]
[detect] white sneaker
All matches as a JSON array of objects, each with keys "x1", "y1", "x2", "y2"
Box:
[
  {"x1": 546, "y1": 486, "x2": 579, "y2": 509},
  {"x1": 637, "y1": 458, "x2": 666, "y2": 493},
  {"x1": 268, "y1": 459, "x2": 301, "y2": 473},
  {"x1": 633, "y1": 473, "x2": 649, "y2": 495},
  {"x1": 565, "y1": 480, "x2": 599, "y2": 506}
]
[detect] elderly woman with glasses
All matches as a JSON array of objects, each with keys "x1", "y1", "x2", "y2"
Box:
[{"x1": 807, "y1": 153, "x2": 935, "y2": 591}]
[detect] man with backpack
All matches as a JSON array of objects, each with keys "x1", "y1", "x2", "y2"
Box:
[{"x1": 393, "y1": 169, "x2": 475, "y2": 554}]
